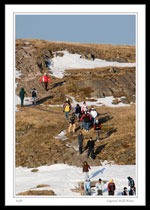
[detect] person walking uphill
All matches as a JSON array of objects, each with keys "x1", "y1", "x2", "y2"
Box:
[
  {"x1": 85, "y1": 137, "x2": 96, "y2": 159},
  {"x1": 63, "y1": 98, "x2": 72, "y2": 120},
  {"x1": 40, "y1": 72, "x2": 51, "y2": 91},
  {"x1": 19, "y1": 87, "x2": 26, "y2": 107},
  {"x1": 82, "y1": 161, "x2": 91, "y2": 179},
  {"x1": 94, "y1": 120, "x2": 102, "y2": 141},
  {"x1": 31, "y1": 88, "x2": 38, "y2": 105},
  {"x1": 80, "y1": 112, "x2": 92, "y2": 132},
  {"x1": 78, "y1": 131, "x2": 84, "y2": 154},
  {"x1": 68, "y1": 112, "x2": 76, "y2": 133},
  {"x1": 107, "y1": 179, "x2": 116, "y2": 195}
]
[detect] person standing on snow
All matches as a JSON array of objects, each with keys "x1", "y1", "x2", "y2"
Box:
[
  {"x1": 93, "y1": 120, "x2": 102, "y2": 141},
  {"x1": 84, "y1": 178, "x2": 91, "y2": 195},
  {"x1": 122, "y1": 187, "x2": 128, "y2": 196},
  {"x1": 127, "y1": 176, "x2": 135, "y2": 191},
  {"x1": 96, "y1": 178, "x2": 104, "y2": 195},
  {"x1": 19, "y1": 87, "x2": 26, "y2": 107},
  {"x1": 78, "y1": 131, "x2": 84, "y2": 154},
  {"x1": 107, "y1": 179, "x2": 116, "y2": 195},
  {"x1": 129, "y1": 186, "x2": 136, "y2": 195},
  {"x1": 40, "y1": 72, "x2": 51, "y2": 91},
  {"x1": 82, "y1": 161, "x2": 91, "y2": 180},
  {"x1": 31, "y1": 88, "x2": 38, "y2": 105}
]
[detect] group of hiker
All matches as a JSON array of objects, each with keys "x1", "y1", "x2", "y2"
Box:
[
  {"x1": 19, "y1": 72, "x2": 51, "y2": 106},
  {"x1": 63, "y1": 99, "x2": 102, "y2": 139},
  {"x1": 18, "y1": 72, "x2": 136, "y2": 197},
  {"x1": 82, "y1": 161, "x2": 136, "y2": 196}
]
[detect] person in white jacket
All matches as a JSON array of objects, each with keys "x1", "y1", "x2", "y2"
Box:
[
  {"x1": 89, "y1": 106, "x2": 97, "y2": 125},
  {"x1": 95, "y1": 178, "x2": 104, "y2": 195}
]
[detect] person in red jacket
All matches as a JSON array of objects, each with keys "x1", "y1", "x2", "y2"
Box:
[
  {"x1": 40, "y1": 72, "x2": 51, "y2": 91},
  {"x1": 80, "y1": 112, "x2": 92, "y2": 132},
  {"x1": 107, "y1": 179, "x2": 116, "y2": 195}
]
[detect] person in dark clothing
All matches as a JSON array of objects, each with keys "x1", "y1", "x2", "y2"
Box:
[
  {"x1": 31, "y1": 88, "x2": 38, "y2": 105},
  {"x1": 107, "y1": 179, "x2": 116, "y2": 195},
  {"x1": 19, "y1": 88, "x2": 26, "y2": 107},
  {"x1": 78, "y1": 131, "x2": 84, "y2": 154},
  {"x1": 127, "y1": 176, "x2": 135, "y2": 191},
  {"x1": 93, "y1": 120, "x2": 102, "y2": 141},
  {"x1": 85, "y1": 137, "x2": 96, "y2": 159},
  {"x1": 79, "y1": 111, "x2": 85, "y2": 130},
  {"x1": 82, "y1": 161, "x2": 91, "y2": 179},
  {"x1": 80, "y1": 112, "x2": 92, "y2": 132},
  {"x1": 68, "y1": 112, "x2": 76, "y2": 133},
  {"x1": 122, "y1": 187, "x2": 128, "y2": 196},
  {"x1": 129, "y1": 186, "x2": 135, "y2": 195},
  {"x1": 75, "y1": 104, "x2": 81, "y2": 121}
]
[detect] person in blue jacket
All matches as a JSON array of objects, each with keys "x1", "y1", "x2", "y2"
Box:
[{"x1": 84, "y1": 178, "x2": 91, "y2": 195}]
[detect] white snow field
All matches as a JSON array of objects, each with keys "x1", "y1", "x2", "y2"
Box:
[
  {"x1": 15, "y1": 162, "x2": 136, "y2": 197},
  {"x1": 50, "y1": 50, "x2": 136, "y2": 78}
]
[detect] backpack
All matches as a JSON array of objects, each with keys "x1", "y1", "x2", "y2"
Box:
[
  {"x1": 65, "y1": 104, "x2": 70, "y2": 112},
  {"x1": 32, "y1": 90, "x2": 36, "y2": 97}
]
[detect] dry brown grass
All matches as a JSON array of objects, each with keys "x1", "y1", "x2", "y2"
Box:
[
  {"x1": 15, "y1": 102, "x2": 136, "y2": 168},
  {"x1": 16, "y1": 39, "x2": 135, "y2": 63}
]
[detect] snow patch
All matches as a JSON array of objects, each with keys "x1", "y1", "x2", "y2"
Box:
[
  {"x1": 15, "y1": 163, "x2": 136, "y2": 196},
  {"x1": 50, "y1": 50, "x2": 136, "y2": 78}
]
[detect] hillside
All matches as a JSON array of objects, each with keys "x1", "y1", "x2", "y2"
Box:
[{"x1": 15, "y1": 39, "x2": 136, "y2": 170}]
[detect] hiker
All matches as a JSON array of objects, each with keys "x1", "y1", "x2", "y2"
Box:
[
  {"x1": 82, "y1": 161, "x2": 91, "y2": 179},
  {"x1": 91, "y1": 54, "x2": 95, "y2": 61},
  {"x1": 89, "y1": 106, "x2": 97, "y2": 125},
  {"x1": 122, "y1": 187, "x2": 128, "y2": 196},
  {"x1": 68, "y1": 112, "x2": 76, "y2": 133},
  {"x1": 81, "y1": 101, "x2": 88, "y2": 113},
  {"x1": 78, "y1": 131, "x2": 84, "y2": 154},
  {"x1": 75, "y1": 104, "x2": 81, "y2": 121},
  {"x1": 84, "y1": 178, "x2": 91, "y2": 195},
  {"x1": 40, "y1": 72, "x2": 51, "y2": 91},
  {"x1": 127, "y1": 176, "x2": 135, "y2": 191},
  {"x1": 31, "y1": 88, "x2": 38, "y2": 105},
  {"x1": 84, "y1": 137, "x2": 96, "y2": 159},
  {"x1": 93, "y1": 120, "x2": 102, "y2": 141},
  {"x1": 79, "y1": 110, "x2": 85, "y2": 130},
  {"x1": 80, "y1": 111, "x2": 92, "y2": 132},
  {"x1": 96, "y1": 178, "x2": 104, "y2": 195},
  {"x1": 63, "y1": 99, "x2": 72, "y2": 120},
  {"x1": 107, "y1": 179, "x2": 116, "y2": 195},
  {"x1": 19, "y1": 87, "x2": 26, "y2": 107},
  {"x1": 129, "y1": 186, "x2": 135, "y2": 195}
]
